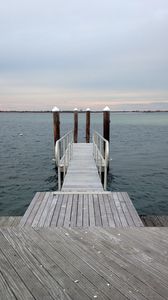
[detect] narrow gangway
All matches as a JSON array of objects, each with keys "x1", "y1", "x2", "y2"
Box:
[{"x1": 55, "y1": 131, "x2": 109, "y2": 191}]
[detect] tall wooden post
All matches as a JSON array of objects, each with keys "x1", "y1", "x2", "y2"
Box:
[
  {"x1": 74, "y1": 108, "x2": 78, "y2": 143},
  {"x1": 103, "y1": 106, "x2": 110, "y2": 173},
  {"x1": 86, "y1": 108, "x2": 90, "y2": 143},
  {"x1": 103, "y1": 106, "x2": 110, "y2": 142},
  {"x1": 52, "y1": 106, "x2": 60, "y2": 146}
]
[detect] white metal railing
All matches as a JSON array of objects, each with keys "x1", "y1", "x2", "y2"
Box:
[
  {"x1": 93, "y1": 131, "x2": 109, "y2": 190},
  {"x1": 55, "y1": 130, "x2": 73, "y2": 190}
]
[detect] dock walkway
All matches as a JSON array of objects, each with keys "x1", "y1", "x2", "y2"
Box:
[
  {"x1": 1, "y1": 227, "x2": 168, "y2": 300},
  {"x1": 62, "y1": 143, "x2": 103, "y2": 192}
]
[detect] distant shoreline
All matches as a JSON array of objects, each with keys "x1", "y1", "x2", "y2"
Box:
[{"x1": 0, "y1": 110, "x2": 168, "y2": 113}]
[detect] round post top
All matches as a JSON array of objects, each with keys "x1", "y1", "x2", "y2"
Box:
[
  {"x1": 52, "y1": 106, "x2": 60, "y2": 112},
  {"x1": 103, "y1": 106, "x2": 110, "y2": 111},
  {"x1": 74, "y1": 108, "x2": 78, "y2": 111},
  {"x1": 86, "y1": 108, "x2": 91, "y2": 111}
]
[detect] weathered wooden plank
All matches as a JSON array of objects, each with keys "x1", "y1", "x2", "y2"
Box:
[
  {"x1": 112, "y1": 193, "x2": 128, "y2": 227},
  {"x1": 121, "y1": 192, "x2": 143, "y2": 227},
  {"x1": 117, "y1": 193, "x2": 134, "y2": 227},
  {"x1": 5, "y1": 228, "x2": 71, "y2": 300},
  {"x1": 98, "y1": 194, "x2": 109, "y2": 227},
  {"x1": 19, "y1": 192, "x2": 41, "y2": 226},
  {"x1": 38, "y1": 192, "x2": 53, "y2": 227},
  {"x1": 107, "y1": 194, "x2": 122, "y2": 227},
  {"x1": 22, "y1": 228, "x2": 94, "y2": 300},
  {"x1": 159, "y1": 216, "x2": 168, "y2": 226},
  {"x1": 70, "y1": 194, "x2": 78, "y2": 227},
  {"x1": 103, "y1": 194, "x2": 115, "y2": 227},
  {"x1": 50, "y1": 194, "x2": 63, "y2": 226},
  {"x1": 117, "y1": 229, "x2": 168, "y2": 279},
  {"x1": 32, "y1": 192, "x2": 50, "y2": 227},
  {"x1": 77, "y1": 194, "x2": 83, "y2": 227},
  {"x1": 37, "y1": 228, "x2": 123, "y2": 300},
  {"x1": 1, "y1": 227, "x2": 168, "y2": 300},
  {"x1": 20, "y1": 192, "x2": 143, "y2": 229},
  {"x1": 0, "y1": 230, "x2": 53, "y2": 300},
  {"x1": 0, "y1": 217, "x2": 21, "y2": 227},
  {"x1": 58, "y1": 228, "x2": 148, "y2": 300},
  {"x1": 44, "y1": 194, "x2": 58, "y2": 227},
  {"x1": 93, "y1": 227, "x2": 168, "y2": 294},
  {"x1": 68, "y1": 227, "x2": 168, "y2": 300},
  {"x1": 88, "y1": 194, "x2": 95, "y2": 226},
  {"x1": 57, "y1": 194, "x2": 68, "y2": 227},
  {"x1": 93, "y1": 194, "x2": 102, "y2": 226},
  {"x1": 140, "y1": 215, "x2": 168, "y2": 227},
  {"x1": 63, "y1": 194, "x2": 73, "y2": 228},
  {"x1": 0, "y1": 270, "x2": 16, "y2": 300},
  {"x1": 0, "y1": 250, "x2": 35, "y2": 299},
  {"x1": 22, "y1": 192, "x2": 45, "y2": 226},
  {"x1": 83, "y1": 194, "x2": 89, "y2": 227}
]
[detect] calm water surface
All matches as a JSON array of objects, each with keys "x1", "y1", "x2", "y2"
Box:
[{"x1": 0, "y1": 112, "x2": 168, "y2": 216}]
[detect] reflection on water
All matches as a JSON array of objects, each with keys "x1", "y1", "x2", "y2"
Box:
[{"x1": 0, "y1": 112, "x2": 168, "y2": 216}]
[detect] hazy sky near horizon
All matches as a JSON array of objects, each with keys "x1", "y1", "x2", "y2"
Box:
[{"x1": 0, "y1": 0, "x2": 168, "y2": 110}]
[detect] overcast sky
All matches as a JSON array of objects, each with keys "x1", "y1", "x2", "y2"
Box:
[{"x1": 0, "y1": 0, "x2": 168, "y2": 110}]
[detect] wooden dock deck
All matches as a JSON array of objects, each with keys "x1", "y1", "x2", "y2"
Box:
[
  {"x1": 0, "y1": 217, "x2": 21, "y2": 227},
  {"x1": 1, "y1": 227, "x2": 168, "y2": 300},
  {"x1": 19, "y1": 192, "x2": 143, "y2": 228},
  {"x1": 62, "y1": 143, "x2": 103, "y2": 192}
]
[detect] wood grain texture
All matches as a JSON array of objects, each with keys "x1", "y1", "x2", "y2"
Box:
[
  {"x1": 0, "y1": 217, "x2": 21, "y2": 227},
  {"x1": 1, "y1": 227, "x2": 168, "y2": 300},
  {"x1": 19, "y1": 192, "x2": 143, "y2": 228},
  {"x1": 140, "y1": 215, "x2": 168, "y2": 227}
]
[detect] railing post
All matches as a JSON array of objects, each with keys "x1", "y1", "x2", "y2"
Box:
[
  {"x1": 52, "y1": 107, "x2": 60, "y2": 146},
  {"x1": 86, "y1": 108, "x2": 90, "y2": 143},
  {"x1": 57, "y1": 145, "x2": 61, "y2": 190},
  {"x1": 74, "y1": 108, "x2": 78, "y2": 143}
]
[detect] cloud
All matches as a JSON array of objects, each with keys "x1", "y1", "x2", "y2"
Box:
[{"x1": 0, "y1": 0, "x2": 168, "y2": 109}]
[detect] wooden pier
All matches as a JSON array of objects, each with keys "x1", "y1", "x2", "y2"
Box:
[{"x1": 1, "y1": 108, "x2": 168, "y2": 299}]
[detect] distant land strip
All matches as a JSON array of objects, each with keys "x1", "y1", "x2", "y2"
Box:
[{"x1": 0, "y1": 110, "x2": 168, "y2": 113}]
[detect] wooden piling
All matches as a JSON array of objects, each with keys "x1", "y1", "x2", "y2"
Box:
[
  {"x1": 52, "y1": 107, "x2": 60, "y2": 145},
  {"x1": 74, "y1": 108, "x2": 78, "y2": 143},
  {"x1": 86, "y1": 108, "x2": 90, "y2": 143},
  {"x1": 103, "y1": 106, "x2": 110, "y2": 172},
  {"x1": 103, "y1": 106, "x2": 110, "y2": 143}
]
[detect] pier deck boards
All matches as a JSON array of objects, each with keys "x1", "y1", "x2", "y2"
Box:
[
  {"x1": 140, "y1": 215, "x2": 168, "y2": 227},
  {"x1": 61, "y1": 143, "x2": 103, "y2": 192},
  {"x1": 0, "y1": 217, "x2": 21, "y2": 227},
  {"x1": 19, "y1": 192, "x2": 143, "y2": 228},
  {"x1": 1, "y1": 227, "x2": 168, "y2": 300}
]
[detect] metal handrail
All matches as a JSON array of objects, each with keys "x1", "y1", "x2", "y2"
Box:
[
  {"x1": 55, "y1": 130, "x2": 73, "y2": 190},
  {"x1": 93, "y1": 131, "x2": 109, "y2": 190}
]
